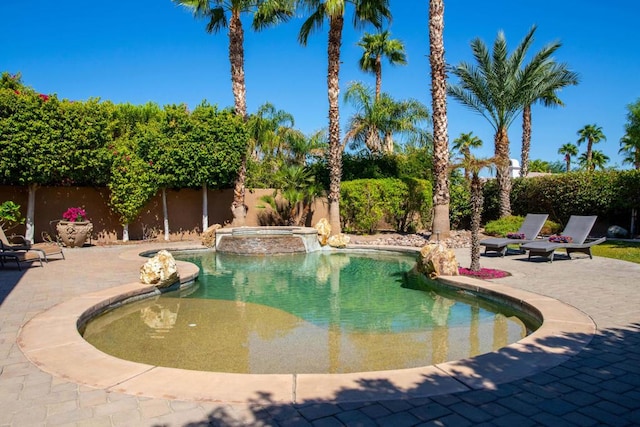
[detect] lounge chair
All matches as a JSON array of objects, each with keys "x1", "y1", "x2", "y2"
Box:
[
  {"x1": 0, "y1": 226, "x2": 65, "y2": 262},
  {"x1": 480, "y1": 213, "x2": 549, "y2": 256},
  {"x1": 0, "y1": 241, "x2": 44, "y2": 270},
  {"x1": 521, "y1": 215, "x2": 606, "y2": 262}
]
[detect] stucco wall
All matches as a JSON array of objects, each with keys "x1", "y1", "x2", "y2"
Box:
[{"x1": 0, "y1": 186, "x2": 329, "y2": 243}]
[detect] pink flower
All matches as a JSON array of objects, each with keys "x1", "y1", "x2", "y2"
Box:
[
  {"x1": 62, "y1": 207, "x2": 87, "y2": 222},
  {"x1": 458, "y1": 267, "x2": 509, "y2": 280}
]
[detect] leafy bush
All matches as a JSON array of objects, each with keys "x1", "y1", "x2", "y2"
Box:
[
  {"x1": 341, "y1": 178, "x2": 433, "y2": 234},
  {"x1": 0, "y1": 200, "x2": 24, "y2": 231},
  {"x1": 449, "y1": 173, "x2": 472, "y2": 229},
  {"x1": 483, "y1": 215, "x2": 526, "y2": 237},
  {"x1": 484, "y1": 215, "x2": 561, "y2": 237},
  {"x1": 483, "y1": 170, "x2": 640, "y2": 228}
]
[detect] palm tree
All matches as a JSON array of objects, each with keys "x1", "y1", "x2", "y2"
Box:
[
  {"x1": 174, "y1": 0, "x2": 295, "y2": 226},
  {"x1": 298, "y1": 0, "x2": 391, "y2": 234},
  {"x1": 520, "y1": 53, "x2": 579, "y2": 177},
  {"x1": 343, "y1": 82, "x2": 429, "y2": 154},
  {"x1": 558, "y1": 142, "x2": 578, "y2": 172},
  {"x1": 452, "y1": 132, "x2": 482, "y2": 180},
  {"x1": 247, "y1": 102, "x2": 295, "y2": 163},
  {"x1": 357, "y1": 29, "x2": 407, "y2": 100},
  {"x1": 576, "y1": 124, "x2": 606, "y2": 172},
  {"x1": 578, "y1": 149, "x2": 609, "y2": 171},
  {"x1": 429, "y1": 0, "x2": 451, "y2": 239},
  {"x1": 619, "y1": 134, "x2": 640, "y2": 170},
  {"x1": 451, "y1": 154, "x2": 494, "y2": 271},
  {"x1": 448, "y1": 26, "x2": 564, "y2": 218}
]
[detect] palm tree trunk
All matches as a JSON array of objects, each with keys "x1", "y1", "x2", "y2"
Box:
[
  {"x1": 470, "y1": 173, "x2": 483, "y2": 271},
  {"x1": 565, "y1": 154, "x2": 571, "y2": 172},
  {"x1": 429, "y1": 0, "x2": 450, "y2": 240},
  {"x1": 586, "y1": 139, "x2": 593, "y2": 171},
  {"x1": 231, "y1": 156, "x2": 247, "y2": 226},
  {"x1": 375, "y1": 57, "x2": 382, "y2": 101},
  {"x1": 520, "y1": 104, "x2": 531, "y2": 177},
  {"x1": 229, "y1": 11, "x2": 248, "y2": 225},
  {"x1": 229, "y1": 12, "x2": 246, "y2": 119},
  {"x1": 327, "y1": 15, "x2": 344, "y2": 235},
  {"x1": 495, "y1": 127, "x2": 512, "y2": 217}
]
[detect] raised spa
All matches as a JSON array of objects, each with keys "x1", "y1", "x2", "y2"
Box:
[{"x1": 82, "y1": 250, "x2": 540, "y2": 374}]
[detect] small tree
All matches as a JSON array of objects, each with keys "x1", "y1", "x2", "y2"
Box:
[{"x1": 451, "y1": 155, "x2": 494, "y2": 271}]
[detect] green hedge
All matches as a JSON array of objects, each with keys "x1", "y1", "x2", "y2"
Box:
[
  {"x1": 341, "y1": 178, "x2": 432, "y2": 234},
  {"x1": 483, "y1": 170, "x2": 640, "y2": 225}
]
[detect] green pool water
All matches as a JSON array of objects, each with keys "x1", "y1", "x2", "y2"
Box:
[{"x1": 82, "y1": 250, "x2": 539, "y2": 374}]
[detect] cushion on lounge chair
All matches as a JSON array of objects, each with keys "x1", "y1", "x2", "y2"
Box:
[
  {"x1": 506, "y1": 233, "x2": 526, "y2": 239},
  {"x1": 549, "y1": 235, "x2": 573, "y2": 243}
]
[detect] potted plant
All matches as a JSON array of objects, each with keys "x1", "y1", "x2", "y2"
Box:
[{"x1": 56, "y1": 207, "x2": 93, "y2": 247}]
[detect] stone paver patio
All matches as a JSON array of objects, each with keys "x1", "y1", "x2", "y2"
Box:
[{"x1": 1, "y1": 241, "x2": 639, "y2": 426}]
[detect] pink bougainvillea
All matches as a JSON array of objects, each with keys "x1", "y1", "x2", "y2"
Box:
[
  {"x1": 62, "y1": 207, "x2": 87, "y2": 222},
  {"x1": 458, "y1": 267, "x2": 509, "y2": 280}
]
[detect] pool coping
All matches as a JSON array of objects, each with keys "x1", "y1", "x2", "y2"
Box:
[{"x1": 16, "y1": 245, "x2": 596, "y2": 404}]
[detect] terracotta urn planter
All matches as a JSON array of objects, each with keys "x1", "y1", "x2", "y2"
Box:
[{"x1": 56, "y1": 220, "x2": 93, "y2": 248}]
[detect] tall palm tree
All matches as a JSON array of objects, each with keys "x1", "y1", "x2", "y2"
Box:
[
  {"x1": 298, "y1": 0, "x2": 391, "y2": 234},
  {"x1": 429, "y1": 0, "x2": 450, "y2": 239},
  {"x1": 357, "y1": 29, "x2": 407, "y2": 100},
  {"x1": 558, "y1": 142, "x2": 578, "y2": 172},
  {"x1": 520, "y1": 55, "x2": 579, "y2": 177},
  {"x1": 579, "y1": 149, "x2": 609, "y2": 171},
  {"x1": 174, "y1": 0, "x2": 295, "y2": 226},
  {"x1": 448, "y1": 26, "x2": 561, "y2": 218},
  {"x1": 619, "y1": 134, "x2": 640, "y2": 170},
  {"x1": 452, "y1": 132, "x2": 482, "y2": 180},
  {"x1": 577, "y1": 124, "x2": 606, "y2": 172}
]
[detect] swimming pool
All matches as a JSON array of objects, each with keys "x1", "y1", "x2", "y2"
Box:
[{"x1": 82, "y1": 250, "x2": 539, "y2": 374}]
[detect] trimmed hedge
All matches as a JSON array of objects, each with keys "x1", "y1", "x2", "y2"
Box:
[
  {"x1": 483, "y1": 170, "x2": 640, "y2": 226},
  {"x1": 341, "y1": 178, "x2": 433, "y2": 234}
]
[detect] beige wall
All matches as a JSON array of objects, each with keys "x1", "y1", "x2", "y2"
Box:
[{"x1": 0, "y1": 186, "x2": 330, "y2": 243}]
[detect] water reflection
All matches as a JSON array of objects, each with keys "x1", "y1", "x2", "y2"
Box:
[{"x1": 82, "y1": 251, "x2": 538, "y2": 374}]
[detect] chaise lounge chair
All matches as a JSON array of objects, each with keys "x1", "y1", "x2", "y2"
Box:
[
  {"x1": 520, "y1": 215, "x2": 606, "y2": 263},
  {"x1": 480, "y1": 213, "x2": 549, "y2": 257},
  {"x1": 0, "y1": 226, "x2": 65, "y2": 262},
  {"x1": 0, "y1": 241, "x2": 44, "y2": 270}
]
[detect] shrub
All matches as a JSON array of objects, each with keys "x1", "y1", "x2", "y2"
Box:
[
  {"x1": 483, "y1": 170, "x2": 640, "y2": 229},
  {"x1": 483, "y1": 215, "x2": 526, "y2": 237},
  {"x1": 484, "y1": 215, "x2": 561, "y2": 237},
  {"x1": 341, "y1": 178, "x2": 433, "y2": 234}
]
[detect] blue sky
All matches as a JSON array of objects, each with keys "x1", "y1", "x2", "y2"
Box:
[{"x1": 2, "y1": 1, "x2": 639, "y2": 169}]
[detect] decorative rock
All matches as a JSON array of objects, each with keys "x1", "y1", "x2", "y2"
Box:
[
  {"x1": 315, "y1": 218, "x2": 331, "y2": 246},
  {"x1": 140, "y1": 250, "x2": 179, "y2": 288},
  {"x1": 417, "y1": 243, "x2": 459, "y2": 279},
  {"x1": 201, "y1": 224, "x2": 222, "y2": 247},
  {"x1": 328, "y1": 233, "x2": 350, "y2": 248},
  {"x1": 607, "y1": 225, "x2": 628, "y2": 238}
]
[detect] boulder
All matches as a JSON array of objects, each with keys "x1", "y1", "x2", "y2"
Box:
[
  {"x1": 140, "y1": 250, "x2": 179, "y2": 288},
  {"x1": 607, "y1": 225, "x2": 628, "y2": 238},
  {"x1": 201, "y1": 223, "x2": 222, "y2": 247},
  {"x1": 315, "y1": 218, "x2": 331, "y2": 246},
  {"x1": 328, "y1": 233, "x2": 350, "y2": 248},
  {"x1": 417, "y1": 243, "x2": 459, "y2": 279}
]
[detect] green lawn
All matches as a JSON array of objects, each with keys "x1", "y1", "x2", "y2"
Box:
[{"x1": 591, "y1": 240, "x2": 640, "y2": 264}]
